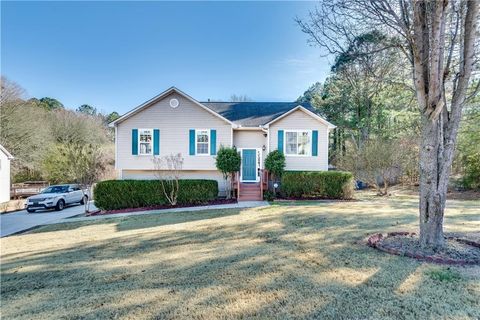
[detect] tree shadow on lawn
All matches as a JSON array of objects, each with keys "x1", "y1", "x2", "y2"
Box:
[
  {"x1": 1, "y1": 203, "x2": 478, "y2": 319},
  {"x1": 32, "y1": 207, "x2": 244, "y2": 234}
]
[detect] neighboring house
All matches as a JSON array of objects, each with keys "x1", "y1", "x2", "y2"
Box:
[
  {"x1": 0, "y1": 145, "x2": 14, "y2": 203},
  {"x1": 110, "y1": 87, "x2": 336, "y2": 200}
]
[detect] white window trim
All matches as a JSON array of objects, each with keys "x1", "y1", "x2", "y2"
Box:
[
  {"x1": 284, "y1": 130, "x2": 312, "y2": 157},
  {"x1": 195, "y1": 129, "x2": 210, "y2": 156},
  {"x1": 238, "y1": 148, "x2": 261, "y2": 182},
  {"x1": 138, "y1": 128, "x2": 154, "y2": 156}
]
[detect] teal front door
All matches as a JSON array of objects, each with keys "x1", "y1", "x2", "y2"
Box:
[{"x1": 242, "y1": 149, "x2": 257, "y2": 181}]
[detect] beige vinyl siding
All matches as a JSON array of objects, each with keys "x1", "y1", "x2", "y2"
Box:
[
  {"x1": 269, "y1": 109, "x2": 329, "y2": 171},
  {"x1": 0, "y1": 151, "x2": 11, "y2": 203},
  {"x1": 116, "y1": 92, "x2": 232, "y2": 171},
  {"x1": 121, "y1": 170, "x2": 227, "y2": 196},
  {"x1": 233, "y1": 130, "x2": 267, "y2": 168}
]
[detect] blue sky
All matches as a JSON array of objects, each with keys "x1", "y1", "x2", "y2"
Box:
[{"x1": 1, "y1": 1, "x2": 331, "y2": 114}]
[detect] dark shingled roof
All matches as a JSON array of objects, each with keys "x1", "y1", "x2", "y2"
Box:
[{"x1": 201, "y1": 102, "x2": 315, "y2": 127}]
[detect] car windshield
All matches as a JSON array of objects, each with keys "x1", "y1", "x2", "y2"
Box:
[{"x1": 41, "y1": 186, "x2": 69, "y2": 194}]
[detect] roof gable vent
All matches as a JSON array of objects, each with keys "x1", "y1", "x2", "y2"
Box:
[{"x1": 169, "y1": 98, "x2": 179, "y2": 108}]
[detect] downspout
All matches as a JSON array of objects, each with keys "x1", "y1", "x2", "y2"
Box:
[{"x1": 261, "y1": 126, "x2": 269, "y2": 170}]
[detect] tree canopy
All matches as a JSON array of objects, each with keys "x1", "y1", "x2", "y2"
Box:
[
  {"x1": 38, "y1": 97, "x2": 64, "y2": 110},
  {"x1": 0, "y1": 76, "x2": 117, "y2": 184},
  {"x1": 77, "y1": 104, "x2": 97, "y2": 116}
]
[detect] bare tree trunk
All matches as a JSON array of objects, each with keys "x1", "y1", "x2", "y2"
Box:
[
  {"x1": 372, "y1": 181, "x2": 382, "y2": 196},
  {"x1": 84, "y1": 185, "x2": 91, "y2": 213},
  {"x1": 225, "y1": 175, "x2": 232, "y2": 199},
  {"x1": 383, "y1": 176, "x2": 389, "y2": 196},
  {"x1": 413, "y1": 0, "x2": 478, "y2": 249},
  {"x1": 419, "y1": 116, "x2": 446, "y2": 247}
]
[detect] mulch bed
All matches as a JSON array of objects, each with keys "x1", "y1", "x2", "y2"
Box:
[
  {"x1": 446, "y1": 189, "x2": 480, "y2": 201},
  {"x1": 367, "y1": 232, "x2": 480, "y2": 265},
  {"x1": 87, "y1": 199, "x2": 238, "y2": 216},
  {"x1": 275, "y1": 197, "x2": 358, "y2": 202}
]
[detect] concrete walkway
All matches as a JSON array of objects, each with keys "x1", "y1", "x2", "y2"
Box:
[{"x1": 45, "y1": 201, "x2": 270, "y2": 224}]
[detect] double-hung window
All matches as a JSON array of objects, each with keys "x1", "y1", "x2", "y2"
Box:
[
  {"x1": 285, "y1": 130, "x2": 311, "y2": 156},
  {"x1": 196, "y1": 129, "x2": 210, "y2": 155},
  {"x1": 139, "y1": 129, "x2": 153, "y2": 155}
]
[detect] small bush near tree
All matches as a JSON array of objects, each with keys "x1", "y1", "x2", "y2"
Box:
[
  {"x1": 94, "y1": 179, "x2": 218, "y2": 210},
  {"x1": 281, "y1": 171, "x2": 354, "y2": 199},
  {"x1": 215, "y1": 147, "x2": 241, "y2": 199},
  {"x1": 338, "y1": 138, "x2": 407, "y2": 195},
  {"x1": 461, "y1": 152, "x2": 480, "y2": 190},
  {"x1": 455, "y1": 106, "x2": 480, "y2": 190},
  {"x1": 264, "y1": 150, "x2": 286, "y2": 181}
]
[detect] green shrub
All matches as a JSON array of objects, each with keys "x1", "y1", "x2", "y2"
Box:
[
  {"x1": 263, "y1": 190, "x2": 276, "y2": 201},
  {"x1": 215, "y1": 147, "x2": 241, "y2": 199},
  {"x1": 215, "y1": 147, "x2": 241, "y2": 177},
  {"x1": 281, "y1": 171, "x2": 354, "y2": 199},
  {"x1": 264, "y1": 150, "x2": 286, "y2": 179},
  {"x1": 94, "y1": 179, "x2": 218, "y2": 210}
]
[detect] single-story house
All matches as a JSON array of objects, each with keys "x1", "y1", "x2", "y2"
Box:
[
  {"x1": 110, "y1": 87, "x2": 336, "y2": 200},
  {"x1": 0, "y1": 145, "x2": 14, "y2": 203}
]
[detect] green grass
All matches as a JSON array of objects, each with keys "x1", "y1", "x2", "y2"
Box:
[
  {"x1": 426, "y1": 268, "x2": 462, "y2": 282},
  {"x1": 1, "y1": 194, "x2": 479, "y2": 319}
]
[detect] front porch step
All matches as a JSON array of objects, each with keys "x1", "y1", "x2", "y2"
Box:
[
  {"x1": 240, "y1": 187, "x2": 261, "y2": 191},
  {"x1": 239, "y1": 197, "x2": 262, "y2": 201},
  {"x1": 239, "y1": 195, "x2": 262, "y2": 200},
  {"x1": 239, "y1": 195, "x2": 263, "y2": 201},
  {"x1": 241, "y1": 191, "x2": 261, "y2": 195},
  {"x1": 238, "y1": 183, "x2": 262, "y2": 201},
  {"x1": 239, "y1": 184, "x2": 261, "y2": 191}
]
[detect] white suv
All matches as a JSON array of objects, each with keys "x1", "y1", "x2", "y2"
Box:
[{"x1": 25, "y1": 184, "x2": 88, "y2": 213}]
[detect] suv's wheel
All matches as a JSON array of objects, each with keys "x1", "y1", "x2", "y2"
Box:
[
  {"x1": 55, "y1": 199, "x2": 65, "y2": 211},
  {"x1": 80, "y1": 195, "x2": 88, "y2": 205},
  {"x1": 27, "y1": 208, "x2": 36, "y2": 213}
]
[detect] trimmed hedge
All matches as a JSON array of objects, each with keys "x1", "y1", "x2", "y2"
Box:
[
  {"x1": 280, "y1": 171, "x2": 354, "y2": 199},
  {"x1": 94, "y1": 179, "x2": 218, "y2": 210}
]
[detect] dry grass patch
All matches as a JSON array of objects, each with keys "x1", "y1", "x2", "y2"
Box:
[{"x1": 1, "y1": 195, "x2": 479, "y2": 319}]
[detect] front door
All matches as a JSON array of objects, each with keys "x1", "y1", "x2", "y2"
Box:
[{"x1": 241, "y1": 149, "x2": 257, "y2": 182}]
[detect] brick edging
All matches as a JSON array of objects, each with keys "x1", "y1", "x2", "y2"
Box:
[{"x1": 367, "y1": 232, "x2": 480, "y2": 266}]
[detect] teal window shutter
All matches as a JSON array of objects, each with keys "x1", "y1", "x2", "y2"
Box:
[
  {"x1": 189, "y1": 129, "x2": 195, "y2": 155},
  {"x1": 278, "y1": 130, "x2": 284, "y2": 153},
  {"x1": 153, "y1": 129, "x2": 160, "y2": 155},
  {"x1": 210, "y1": 129, "x2": 217, "y2": 155},
  {"x1": 312, "y1": 130, "x2": 318, "y2": 156},
  {"x1": 132, "y1": 129, "x2": 138, "y2": 155}
]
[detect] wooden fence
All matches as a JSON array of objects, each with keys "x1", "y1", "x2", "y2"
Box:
[{"x1": 10, "y1": 181, "x2": 49, "y2": 199}]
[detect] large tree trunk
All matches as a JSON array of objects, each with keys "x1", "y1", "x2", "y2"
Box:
[
  {"x1": 413, "y1": 0, "x2": 478, "y2": 249},
  {"x1": 419, "y1": 116, "x2": 446, "y2": 247}
]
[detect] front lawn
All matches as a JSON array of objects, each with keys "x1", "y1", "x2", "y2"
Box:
[{"x1": 1, "y1": 195, "x2": 479, "y2": 319}]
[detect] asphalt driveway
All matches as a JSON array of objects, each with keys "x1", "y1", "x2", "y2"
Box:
[{"x1": 0, "y1": 202, "x2": 97, "y2": 237}]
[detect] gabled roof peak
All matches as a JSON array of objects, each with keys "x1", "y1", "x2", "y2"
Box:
[
  {"x1": 109, "y1": 87, "x2": 235, "y2": 127},
  {"x1": 110, "y1": 87, "x2": 336, "y2": 129}
]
